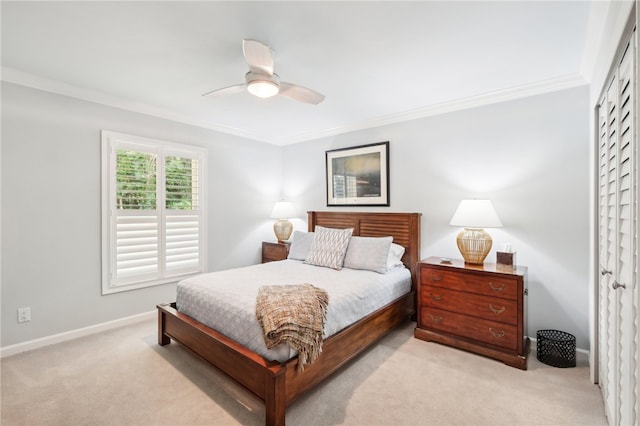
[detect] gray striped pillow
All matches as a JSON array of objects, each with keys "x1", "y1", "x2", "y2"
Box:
[{"x1": 304, "y1": 226, "x2": 354, "y2": 270}]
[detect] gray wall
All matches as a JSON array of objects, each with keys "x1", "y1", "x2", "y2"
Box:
[
  {"x1": 1, "y1": 82, "x2": 591, "y2": 351},
  {"x1": 1, "y1": 82, "x2": 281, "y2": 347},
  {"x1": 283, "y1": 86, "x2": 591, "y2": 349}
]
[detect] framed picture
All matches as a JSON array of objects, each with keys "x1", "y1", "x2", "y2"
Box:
[{"x1": 326, "y1": 141, "x2": 389, "y2": 206}]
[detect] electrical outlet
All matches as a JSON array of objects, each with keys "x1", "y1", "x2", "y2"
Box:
[{"x1": 17, "y1": 307, "x2": 31, "y2": 323}]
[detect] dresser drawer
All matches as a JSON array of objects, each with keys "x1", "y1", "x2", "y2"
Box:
[
  {"x1": 421, "y1": 307, "x2": 518, "y2": 351},
  {"x1": 421, "y1": 268, "x2": 518, "y2": 300},
  {"x1": 421, "y1": 285, "x2": 517, "y2": 325}
]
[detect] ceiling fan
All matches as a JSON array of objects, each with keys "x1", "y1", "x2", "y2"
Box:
[{"x1": 202, "y1": 39, "x2": 325, "y2": 105}]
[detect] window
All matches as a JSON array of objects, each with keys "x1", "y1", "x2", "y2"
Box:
[{"x1": 101, "y1": 131, "x2": 207, "y2": 294}]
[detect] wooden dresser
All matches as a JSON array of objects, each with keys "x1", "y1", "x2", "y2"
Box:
[
  {"x1": 414, "y1": 256, "x2": 529, "y2": 369},
  {"x1": 261, "y1": 241, "x2": 290, "y2": 263}
]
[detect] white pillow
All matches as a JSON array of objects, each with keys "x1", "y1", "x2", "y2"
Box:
[
  {"x1": 387, "y1": 243, "x2": 406, "y2": 269},
  {"x1": 287, "y1": 231, "x2": 315, "y2": 260},
  {"x1": 343, "y1": 236, "x2": 393, "y2": 274},
  {"x1": 304, "y1": 226, "x2": 354, "y2": 270}
]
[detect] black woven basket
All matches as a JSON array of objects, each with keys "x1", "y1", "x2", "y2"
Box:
[{"x1": 536, "y1": 329, "x2": 576, "y2": 368}]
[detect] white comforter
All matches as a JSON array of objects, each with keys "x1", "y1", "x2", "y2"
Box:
[{"x1": 176, "y1": 259, "x2": 411, "y2": 362}]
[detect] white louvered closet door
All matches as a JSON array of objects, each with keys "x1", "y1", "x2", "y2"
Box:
[{"x1": 597, "y1": 26, "x2": 638, "y2": 426}]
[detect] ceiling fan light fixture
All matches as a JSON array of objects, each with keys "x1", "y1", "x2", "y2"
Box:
[{"x1": 247, "y1": 80, "x2": 279, "y2": 98}]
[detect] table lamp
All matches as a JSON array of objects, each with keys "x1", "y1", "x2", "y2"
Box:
[
  {"x1": 449, "y1": 199, "x2": 503, "y2": 264},
  {"x1": 270, "y1": 201, "x2": 295, "y2": 243}
]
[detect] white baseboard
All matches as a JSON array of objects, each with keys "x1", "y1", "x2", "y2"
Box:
[
  {"x1": 2, "y1": 317, "x2": 592, "y2": 361},
  {"x1": 0, "y1": 310, "x2": 156, "y2": 358}
]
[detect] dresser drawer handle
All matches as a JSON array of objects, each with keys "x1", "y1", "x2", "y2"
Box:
[
  {"x1": 489, "y1": 328, "x2": 505, "y2": 338},
  {"x1": 489, "y1": 304, "x2": 505, "y2": 315},
  {"x1": 430, "y1": 273, "x2": 443, "y2": 282},
  {"x1": 429, "y1": 293, "x2": 442, "y2": 301},
  {"x1": 430, "y1": 315, "x2": 443, "y2": 323},
  {"x1": 489, "y1": 282, "x2": 505, "y2": 292}
]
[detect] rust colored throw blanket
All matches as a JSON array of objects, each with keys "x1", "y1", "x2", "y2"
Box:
[{"x1": 256, "y1": 284, "x2": 329, "y2": 371}]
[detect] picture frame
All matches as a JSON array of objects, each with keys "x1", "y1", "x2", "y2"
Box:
[{"x1": 326, "y1": 141, "x2": 389, "y2": 206}]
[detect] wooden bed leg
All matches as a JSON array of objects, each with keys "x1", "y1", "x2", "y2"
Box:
[
  {"x1": 158, "y1": 309, "x2": 170, "y2": 346},
  {"x1": 265, "y1": 369, "x2": 286, "y2": 426}
]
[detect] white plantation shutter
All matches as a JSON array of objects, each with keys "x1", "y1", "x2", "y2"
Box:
[
  {"x1": 102, "y1": 131, "x2": 207, "y2": 294},
  {"x1": 166, "y1": 214, "x2": 200, "y2": 274},
  {"x1": 116, "y1": 214, "x2": 159, "y2": 283},
  {"x1": 164, "y1": 154, "x2": 201, "y2": 275}
]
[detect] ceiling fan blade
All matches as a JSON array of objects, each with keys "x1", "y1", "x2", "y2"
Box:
[
  {"x1": 202, "y1": 83, "x2": 246, "y2": 97},
  {"x1": 279, "y1": 82, "x2": 325, "y2": 105},
  {"x1": 243, "y1": 39, "x2": 274, "y2": 75}
]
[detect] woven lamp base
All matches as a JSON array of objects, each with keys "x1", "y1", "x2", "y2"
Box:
[
  {"x1": 273, "y1": 219, "x2": 293, "y2": 243},
  {"x1": 456, "y1": 227, "x2": 493, "y2": 264}
]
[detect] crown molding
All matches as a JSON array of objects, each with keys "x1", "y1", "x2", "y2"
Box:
[
  {"x1": 0, "y1": 66, "x2": 268, "y2": 143},
  {"x1": 276, "y1": 73, "x2": 588, "y2": 145},
  {"x1": 2, "y1": 67, "x2": 586, "y2": 146}
]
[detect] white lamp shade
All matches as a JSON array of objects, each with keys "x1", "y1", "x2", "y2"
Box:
[
  {"x1": 449, "y1": 200, "x2": 503, "y2": 228},
  {"x1": 270, "y1": 201, "x2": 295, "y2": 219}
]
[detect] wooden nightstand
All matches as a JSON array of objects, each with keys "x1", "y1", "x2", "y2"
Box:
[
  {"x1": 261, "y1": 241, "x2": 290, "y2": 263},
  {"x1": 414, "y1": 256, "x2": 529, "y2": 369}
]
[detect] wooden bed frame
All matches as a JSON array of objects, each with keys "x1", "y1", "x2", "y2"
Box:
[{"x1": 157, "y1": 211, "x2": 421, "y2": 426}]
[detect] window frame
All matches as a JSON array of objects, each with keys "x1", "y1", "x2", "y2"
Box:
[{"x1": 101, "y1": 130, "x2": 207, "y2": 295}]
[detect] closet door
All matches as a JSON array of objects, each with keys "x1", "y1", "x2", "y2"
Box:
[
  {"x1": 597, "y1": 75, "x2": 616, "y2": 424},
  {"x1": 597, "y1": 27, "x2": 638, "y2": 426}
]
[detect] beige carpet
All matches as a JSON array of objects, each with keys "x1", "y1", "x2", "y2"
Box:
[{"x1": 1, "y1": 318, "x2": 606, "y2": 426}]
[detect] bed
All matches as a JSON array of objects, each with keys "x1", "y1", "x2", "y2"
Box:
[{"x1": 157, "y1": 211, "x2": 421, "y2": 426}]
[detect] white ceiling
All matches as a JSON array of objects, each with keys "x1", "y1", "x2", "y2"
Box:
[{"x1": 1, "y1": 1, "x2": 595, "y2": 145}]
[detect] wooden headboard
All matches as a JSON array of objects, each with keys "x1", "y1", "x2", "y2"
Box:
[{"x1": 307, "y1": 211, "x2": 422, "y2": 287}]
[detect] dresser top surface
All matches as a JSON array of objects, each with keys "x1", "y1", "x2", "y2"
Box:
[{"x1": 420, "y1": 256, "x2": 527, "y2": 276}]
